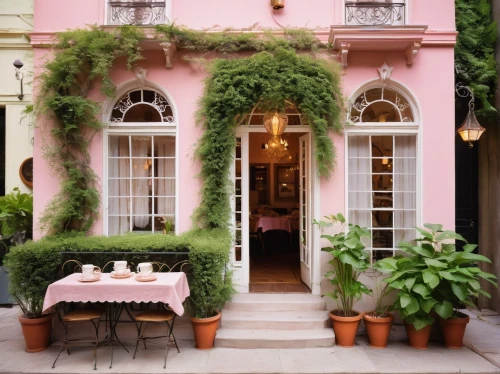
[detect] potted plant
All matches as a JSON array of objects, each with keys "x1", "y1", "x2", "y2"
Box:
[
  {"x1": 415, "y1": 224, "x2": 498, "y2": 348},
  {"x1": 362, "y1": 272, "x2": 393, "y2": 348},
  {"x1": 5, "y1": 241, "x2": 59, "y2": 352},
  {"x1": 188, "y1": 244, "x2": 233, "y2": 349},
  {"x1": 0, "y1": 188, "x2": 33, "y2": 306},
  {"x1": 315, "y1": 213, "x2": 372, "y2": 347}
]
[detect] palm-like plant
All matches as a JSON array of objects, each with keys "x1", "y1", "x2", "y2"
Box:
[{"x1": 315, "y1": 213, "x2": 372, "y2": 316}]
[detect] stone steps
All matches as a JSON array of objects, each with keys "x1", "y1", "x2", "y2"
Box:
[
  {"x1": 214, "y1": 328, "x2": 335, "y2": 349},
  {"x1": 221, "y1": 310, "x2": 330, "y2": 330},
  {"x1": 215, "y1": 293, "x2": 335, "y2": 349}
]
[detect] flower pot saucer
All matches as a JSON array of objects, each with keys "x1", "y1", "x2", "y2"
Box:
[
  {"x1": 78, "y1": 274, "x2": 101, "y2": 282},
  {"x1": 110, "y1": 270, "x2": 133, "y2": 279},
  {"x1": 135, "y1": 274, "x2": 157, "y2": 282}
]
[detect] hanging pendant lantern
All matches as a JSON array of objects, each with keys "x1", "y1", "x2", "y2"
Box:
[
  {"x1": 263, "y1": 111, "x2": 288, "y2": 137},
  {"x1": 456, "y1": 83, "x2": 486, "y2": 148}
]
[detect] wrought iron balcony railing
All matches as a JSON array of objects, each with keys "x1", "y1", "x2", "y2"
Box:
[
  {"x1": 345, "y1": 1, "x2": 406, "y2": 26},
  {"x1": 108, "y1": 1, "x2": 166, "y2": 26}
]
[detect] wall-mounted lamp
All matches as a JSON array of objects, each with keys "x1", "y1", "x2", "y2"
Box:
[
  {"x1": 271, "y1": 0, "x2": 284, "y2": 10},
  {"x1": 13, "y1": 59, "x2": 24, "y2": 101},
  {"x1": 455, "y1": 83, "x2": 485, "y2": 148}
]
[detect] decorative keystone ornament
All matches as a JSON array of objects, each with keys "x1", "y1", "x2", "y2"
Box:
[{"x1": 271, "y1": 0, "x2": 285, "y2": 10}]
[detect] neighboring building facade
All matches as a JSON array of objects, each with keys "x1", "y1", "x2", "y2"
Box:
[
  {"x1": 0, "y1": 0, "x2": 34, "y2": 196},
  {"x1": 32, "y1": 0, "x2": 456, "y2": 307}
]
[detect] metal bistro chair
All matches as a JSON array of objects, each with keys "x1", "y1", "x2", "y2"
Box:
[
  {"x1": 52, "y1": 260, "x2": 105, "y2": 370},
  {"x1": 132, "y1": 261, "x2": 188, "y2": 368}
]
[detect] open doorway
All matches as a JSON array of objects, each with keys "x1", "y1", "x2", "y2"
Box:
[{"x1": 248, "y1": 132, "x2": 310, "y2": 293}]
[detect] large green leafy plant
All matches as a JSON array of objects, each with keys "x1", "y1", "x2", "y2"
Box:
[
  {"x1": 315, "y1": 214, "x2": 372, "y2": 317},
  {"x1": 0, "y1": 188, "x2": 33, "y2": 261},
  {"x1": 375, "y1": 224, "x2": 497, "y2": 330}
]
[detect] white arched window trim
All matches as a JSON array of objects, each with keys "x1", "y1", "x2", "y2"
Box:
[
  {"x1": 345, "y1": 80, "x2": 422, "y2": 264},
  {"x1": 102, "y1": 82, "x2": 179, "y2": 237}
]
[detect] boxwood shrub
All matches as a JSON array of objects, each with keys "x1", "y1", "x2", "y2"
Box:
[{"x1": 5, "y1": 229, "x2": 232, "y2": 318}]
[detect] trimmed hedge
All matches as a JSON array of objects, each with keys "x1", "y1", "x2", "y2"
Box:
[{"x1": 5, "y1": 229, "x2": 232, "y2": 318}]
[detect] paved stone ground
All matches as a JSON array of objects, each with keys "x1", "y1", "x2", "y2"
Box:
[{"x1": 1, "y1": 306, "x2": 500, "y2": 374}]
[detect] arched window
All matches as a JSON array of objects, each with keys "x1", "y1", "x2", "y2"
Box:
[
  {"x1": 110, "y1": 89, "x2": 174, "y2": 124},
  {"x1": 348, "y1": 87, "x2": 414, "y2": 124},
  {"x1": 346, "y1": 84, "x2": 418, "y2": 264},
  {"x1": 106, "y1": 88, "x2": 177, "y2": 236}
]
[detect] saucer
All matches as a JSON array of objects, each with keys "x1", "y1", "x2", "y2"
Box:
[
  {"x1": 111, "y1": 270, "x2": 132, "y2": 279},
  {"x1": 78, "y1": 274, "x2": 101, "y2": 282},
  {"x1": 135, "y1": 274, "x2": 157, "y2": 282}
]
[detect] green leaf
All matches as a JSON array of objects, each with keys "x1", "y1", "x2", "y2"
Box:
[
  {"x1": 416, "y1": 227, "x2": 434, "y2": 240},
  {"x1": 434, "y1": 300, "x2": 453, "y2": 319},
  {"x1": 435, "y1": 231, "x2": 467, "y2": 242},
  {"x1": 463, "y1": 244, "x2": 478, "y2": 253},
  {"x1": 374, "y1": 257, "x2": 398, "y2": 272},
  {"x1": 451, "y1": 283, "x2": 467, "y2": 301},
  {"x1": 411, "y1": 245, "x2": 434, "y2": 258},
  {"x1": 438, "y1": 271, "x2": 456, "y2": 281},
  {"x1": 405, "y1": 296, "x2": 420, "y2": 315},
  {"x1": 467, "y1": 279, "x2": 481, "y2": 290},
  {"x1": 423, "y1": 271, "x2": 440, "y2": 289},
  {"x1": 400, "y1": 293, "x2": 411, "y2": 308},
  {"x1": 424, "y1": 258, "x2": 447, "y2": 268},
  {"x1": 405, "y1": 277, "x2": 416, "y2": 291},
  {"x1": 412, "y1": 315, "x2": 433, "y2": 331},
  {"x1": 412, "y1": 284, "x2": 430, "y2": 298},
  {"x1": 420, "y1": 297, "x2": 437, "y2": 313},
  {"x1": 424, "y1": 223, "x2": 443, "y2": 233}
]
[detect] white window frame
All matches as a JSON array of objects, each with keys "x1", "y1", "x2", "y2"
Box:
[
  {"x1": 345, "y1": 83, "x2": 422, "y2": 264},
  {"x1": 104, "y1": 0, "x2": 172, "y2": 26}
]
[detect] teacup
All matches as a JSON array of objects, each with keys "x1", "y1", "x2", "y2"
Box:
[
  {"x1": 114, "y1": 261, "x2": 128, "y2": 275},
  {"x1": 137, "y1": 262, "x2": 153, "y2": 277},
  {"x1": 82, "y1": 264, "x2": 101, "y2": 280}
]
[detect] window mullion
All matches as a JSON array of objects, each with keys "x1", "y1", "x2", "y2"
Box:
[{"x1": 129, "y1": 135, "x2": 133, "y2": 233}]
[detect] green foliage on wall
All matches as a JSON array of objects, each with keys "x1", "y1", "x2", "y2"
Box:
[
  {"x1": 193, "y1": 49, "x2": 344, "y2": 228},
  {"x1": 156, "y1": 24, "x2": 330, "y2": 53},
  {"x1": 33, "y1": 26, "x2": 143, "y2": 234},
  {"x1": 35, "y1": 26, "x2": 343, "y2": 233},
  {"x1": 455, "y1": 0, "x2": 497, "y2": 119}
]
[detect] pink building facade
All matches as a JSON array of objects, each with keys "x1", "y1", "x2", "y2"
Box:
[{"x1": 32, "y1": 0, "x2": 457, "y2": 297}]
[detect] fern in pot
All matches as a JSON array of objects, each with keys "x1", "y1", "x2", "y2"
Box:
[{"x1": 315, "y1": 213, "x2": 372, "y2": 347}]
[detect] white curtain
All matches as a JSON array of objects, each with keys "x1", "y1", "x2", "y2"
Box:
[
  {"x1": 132, "y1": 137, "x2": 150, "y2": 228},
  {"x1": 348, "y1": 135, "x2": 371, "y2": 240},
  {"x1": 157, "y1": 136, "x2": 175, "y2": 219},
  {"x1": 394, "y1": 136, "x2": 417, "y2": 243},
  {"x1": 108, "y1": 136, "x2": 130, "y2": 235}
]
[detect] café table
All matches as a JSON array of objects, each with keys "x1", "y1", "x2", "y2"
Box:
[
  {"x1": 42, "y1": 272, "x2": 190, "y2": 368},
  {"x1": 253, "y1": 216, "x2": 292, "y2": 233}
]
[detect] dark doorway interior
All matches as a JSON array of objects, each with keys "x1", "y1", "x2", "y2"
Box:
[{"x1": 0, "y1": 108, "x2": 5, "y2": 196}]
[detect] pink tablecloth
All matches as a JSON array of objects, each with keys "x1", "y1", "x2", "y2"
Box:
[
  {"x1": 42, "y1": 272, "x2": 190, "y2": 316},
  {"x1": 254, "y1": 217, "x2": 292, "y2": 233}
]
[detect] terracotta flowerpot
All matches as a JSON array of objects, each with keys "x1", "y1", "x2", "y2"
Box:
[
  {"x1": 329, "y1": 310, "x2": 362, "y2": 347},
  {"x1": 18, "y1": 314, "x2": 53, "y2": 352},
  {"x1": 363, "y1": 312, "x2": 394, "y2": 348},
  {"x1": 439, "y1": 312, "x2": 470, "y2": 349},
  {"x1": 190, "y1": 312, "x2": 221, "y2": 350},
  {"x1": 404, "y1": 322, "x2": 431, "y2": 350}
]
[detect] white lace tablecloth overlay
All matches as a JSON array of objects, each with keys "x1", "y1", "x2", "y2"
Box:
[{"x1": 42, "y1": 272, "x2": 190, "y2": 316}]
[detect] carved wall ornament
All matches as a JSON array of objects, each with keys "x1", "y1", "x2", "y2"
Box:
[
  {"x1": 134, "y1": 66, "x2": 149, "y2": 87},
  {"x1": 377, "y1": 63, "x2": 393, "y2": 83}
]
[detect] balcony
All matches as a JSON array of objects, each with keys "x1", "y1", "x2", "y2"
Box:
[
  {"x1": 107, "y1": 1, "x2": 167, "y2": 26},
  {"x1": 345, "y1": 1, "x2": 406, "y2": 26}
]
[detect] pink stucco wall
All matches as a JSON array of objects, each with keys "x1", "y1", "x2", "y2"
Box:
[{"x1": 32, "y1": 0, "x2": 456, "y2": 238}]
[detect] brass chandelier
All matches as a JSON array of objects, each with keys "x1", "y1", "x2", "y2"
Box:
[{"x1": 263, "y1": 110, "x2": 290, "y2": 159}]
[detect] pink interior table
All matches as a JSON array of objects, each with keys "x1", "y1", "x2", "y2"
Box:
[
  {"x1": 254, "y1": 216, "x2": 292, "y2": 233},
  {"x1": 42, "y1": 272, "x2": 190, "y2": 316}
]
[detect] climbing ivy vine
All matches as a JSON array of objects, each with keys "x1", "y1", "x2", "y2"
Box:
[
  {"x1": 35, "y1": 25, "x2": 343, "y2": 233},
  {"x1": 455, "y1": 0, "x2": 497, "y2": 119},
  {"x1": 33, "y1": 26, "x2": 143, "y2": 234},
  {"x1": 193, "y1": 49, "x2": 344, "y2": 228}
]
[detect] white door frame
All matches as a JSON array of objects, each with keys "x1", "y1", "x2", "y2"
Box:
[{"x1": 232, "y1": 126, "x2": 321, "y2": 295}]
